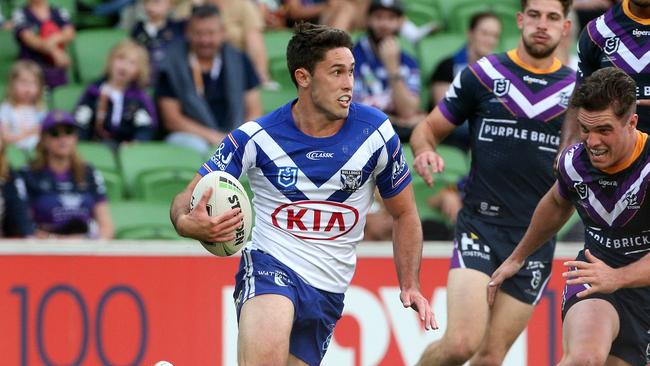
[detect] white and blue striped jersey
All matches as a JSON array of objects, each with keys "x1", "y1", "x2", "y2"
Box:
[{"x1": 199, "y1": 101, "x2": 411, "y2": 293}]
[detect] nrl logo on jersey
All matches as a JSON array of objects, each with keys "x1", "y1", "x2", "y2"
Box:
[
  {"x1": 340, "y1": 170, "x2": 362, "y2": 193},
  {"x1": 625, "y1": 191, "x2": 641, "y2": 209},
  {"x1": 493, "y1": 78, "x2": 510, "y2": 97},
  {"x1": 604, "y1": 36, "x2": 620, "y2": 55},
  {"x1": 574, "y1": 182, "x2": 589, "y2": 200},
  {"x1": 277, "y1": 167, "x2": 298, "y2": 188}
]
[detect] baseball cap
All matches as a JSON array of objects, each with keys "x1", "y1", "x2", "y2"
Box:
[
  {"x1": 42, "y1": 110, "x2": 78, "y2": 132},
  {"x1": 368, "y1": 0, "x2": 404, "y2": 16}
]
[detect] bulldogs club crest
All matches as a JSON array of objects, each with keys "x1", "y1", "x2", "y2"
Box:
[
  {"x1": 493, "y1": 78, "x2": 511, "y2": 97},
  {"x1": 277, "y1": 167, "x2": 298, "y2": 188},
  {"x1": 604, "y1": 36, "x2": 620, "y2": 55},
  {"x1": 340, "y1": 170, "x2": 362, "y2": 193},
  {"x1": 574, "y1": 182, "x2": 589, "y2": 200}
]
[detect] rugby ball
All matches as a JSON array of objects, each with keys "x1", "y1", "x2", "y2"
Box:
[{"x1": 190, "y1": 171, "x2": 253, "y2": 257}]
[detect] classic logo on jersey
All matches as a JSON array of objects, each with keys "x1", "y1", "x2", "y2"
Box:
[
  {"x1": 271, "y1": 200, "x2": 360, "y2": 240},
  {"x1": 59, "y1": 193, "x2": 83, "y2": 209},
  {"x1": 625, "y1": 191, "x2": 640, "y2": 209},
  {"x1": 277, "y1": 167, "x2": 298, "y2": 188},
  {"x1": 306, "y1": 151, "x2": 334, "y2": 160},
  {"x1": 493, "y1": 78, "x2": 511, "y2": 97},
  {"x1": 340, "y1": 170, "x2": 362, "y2": 193},
  {"x1": 574, "y1": 182, "x2": 589, "y2": 200},
  {"x1": 603, "y1": 36, "x2": 620, "y2": 55},
  {"x1": 211, "y1": 142, "x2": 233, "y2": 170}
]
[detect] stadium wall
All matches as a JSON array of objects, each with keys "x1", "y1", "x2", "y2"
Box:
[{"x1": 0, "y1": 240, "x2": 583, "y2": 365}]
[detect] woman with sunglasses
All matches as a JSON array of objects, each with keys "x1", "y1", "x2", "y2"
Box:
[{"x1": 20, "y1": 111, "x2": 114, "y2": 239}]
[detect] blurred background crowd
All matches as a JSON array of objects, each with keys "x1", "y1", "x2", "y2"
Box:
[{"x1": 0, "y1": 0, "x2": 611, "y2": 241}]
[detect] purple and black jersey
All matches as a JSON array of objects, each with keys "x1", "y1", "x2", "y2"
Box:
[
  {"x1": 578, "y1": 0, "x2": 650, "y2": 132},
  {"x1": 20, "y1": 165, "x2": 107, "y2": 237},
  {"x1": 557, "y1": 132, "x2": 650, "y2": 268},
  {"x1": 439, "y1": 50, "x2": 575, "y2": 227},
  {"x1": 131, "y1": 19, "x2": 185, "y2": 80},
  {"x1": 74, "y1": 79, "x2": 157, "y2": 143}
]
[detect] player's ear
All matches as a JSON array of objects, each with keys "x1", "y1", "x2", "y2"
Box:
[
  {"x1": 562, "y1": 18, "x2": 572, "y2": 37},
  {"x1": 516, "y1": 11, "x2": 524, "y2": 30},
  {"x1": 294, "y1": 68, "x2": 311, "y2": 88}
]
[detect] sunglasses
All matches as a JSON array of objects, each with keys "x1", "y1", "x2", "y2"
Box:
[{"x1": 46, "y1": 125, "x2": 77, "y2": 137}]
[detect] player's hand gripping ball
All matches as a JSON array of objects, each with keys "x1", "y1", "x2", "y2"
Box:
[{"x1": 190, "y1": 171, "x2": 253, "y2": 256}]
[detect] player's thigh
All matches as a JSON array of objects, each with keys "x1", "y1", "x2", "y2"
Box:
[
  {"x1": 238, "y1": 294, "x2": 295, "y2": 363},
  {"x1": 563, "y1": 298, "x2": 619, "y2": 359},
  {"x1": 476, "y1": 290, "x2": 534, "y2": 356},
  {"x1": 444, "y1": 268, "x2": 491, "y2": 343},
  {"x1": 287, "y1": 354, "x2": 309, "y2": 366}
]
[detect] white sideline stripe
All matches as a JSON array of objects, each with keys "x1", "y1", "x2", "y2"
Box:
[{"x1": 0, "y1": 240, "x2": 585, "y2": 258}]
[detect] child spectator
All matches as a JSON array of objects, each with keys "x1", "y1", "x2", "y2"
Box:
[
  {"x1": 74, "y1": 40, "x2": 157, "y2": 145},
  {"x1": 21, "y1": 111, "x2": 114, "y2": 239},
  {"x1": 13, "y1": 0, "x2": 75, "y2": 89},
  {"x1": 131, "y1": 0, "x2": 185, "y2": 82},
  {"x1": 0, "y1": 60, "x2": 46, "y2": 152}
]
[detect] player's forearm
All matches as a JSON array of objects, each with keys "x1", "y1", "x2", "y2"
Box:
[
  {"x1": 615, "y1": 252, "x2": 650, "y2": 288},
  {"x1": 391, "y1": 210, "x2": 424, "y2": 291},
  {"x1": 409, "y1": 115, "x2": 438, "y2": 156},
  {"x1": 511, "y1": 187, "x2": 574, "y2": 262},
  {"x1": 170, "y1": 189, "x2": 192, "y2": 236}
]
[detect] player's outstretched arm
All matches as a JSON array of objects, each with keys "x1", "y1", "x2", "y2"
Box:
[
  {"x1": 383, "y1": 185, "x2": 438, "y2": 331},
  {"x1": 170, "y1": 174, "x2": 242, "y2": 243},
  {"x1": 564, "y1": 249, "x2": 650, "y2": 298},
  {"x1": 409, "y1": 108, "x2": 456, "y2": 187},
  {"x1": 487, "y1": 183, "x2": 574, "y2": 305},
  {"x1": 558, "y1": 106, "x2": 580, "y2": 159}
]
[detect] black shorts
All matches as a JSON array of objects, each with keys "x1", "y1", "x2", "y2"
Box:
[
  {"x1": 562, "y1": 250, "x2": 650, "y2": 366},
  {"x1": 450, "y1": 211, "x2": 555, "y2": 305}
]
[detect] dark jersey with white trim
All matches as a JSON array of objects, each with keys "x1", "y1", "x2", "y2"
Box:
[
  {"x1": 557, "y1": 134, "x2": 650, "y2": 268},
  {"x1": 577, "y1": 0, "x2": 650, "y2": 133},
  {"x1": 439, "y1": 51, "x2": 575, "y2": 227}
]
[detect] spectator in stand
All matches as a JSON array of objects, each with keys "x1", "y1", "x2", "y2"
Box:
[
  {"x1": 207, "y1": 0, "x2": 277, "y2": 89},
  {"x1": 352, "y1": 0, "x2": 422, "y2": 141},
  {"x1": 21, "y1": 111, "x2": 114, "y2": 239},
  {"x1": 429, "y1": 12, "x2": 502, "y2": 108},
  {"x1": 255, "y1": 0, "x2": 288, "y2": 29},
  {"x1": 0, "y1": 60, "x2": 46, "y2": 152},
  {"x1": 131, "y1": 0, "x2": 186, "y2": 82},
  {"x1": 156, "y1": 4, "x2": 261, "y2": 154},
  {"x1": 0, "y1": 137, "x2": 35, "y2": 238},
  {"x1": 13, "y1": 0, "x2": 75, "y2": 89},
  {"x1": 74, "y1": 40, "x2": 157, "y2": 145},
  {"x1": 284, "y1": 0, "x2": 370, "y2": 32}
]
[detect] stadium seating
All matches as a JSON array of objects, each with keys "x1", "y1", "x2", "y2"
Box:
[
  {"x1": 5, "y1": 145, "x2": 29, "y2": 168},
  {"x1": 264, "y1": 30, "x2": 293, "y2": 89},
  {"x1": 118, "y1": 142, "x2": 203, "y2": 201},
  {"x1": 49, "y1": 83, "x2": 84, "y2": 112},
  {"x1": 446, "y1": 2, "x2": 520, "y2": 40},
  {"x1": 71, "y1": 28, "x2": 127, "y2": 84},
  {"x1": 110, "y1": 201, "x2": 181, "y2": 240},
  {"x1": 260, "y1": 87, "x2": 295, "y2": 114},
  {"x1": 405, "y1": 0, "x2": 442, "y2": 27},
  {"x1": 77, "y1": 142, "x2": 124, "y2": 201}
]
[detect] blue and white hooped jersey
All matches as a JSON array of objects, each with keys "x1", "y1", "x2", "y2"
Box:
[
  {"x1": 199, "y1": 101, "x2": 411, "y2": 293},
  {"x1": 578, "y1": 0, "x2": 650, "y2": 132}
]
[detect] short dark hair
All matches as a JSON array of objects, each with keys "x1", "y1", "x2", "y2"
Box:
[
  {"x1": 286, "y1": 22, "x2": 353, "y2": 87},
  {"x1": 521, "y1": 0, "x2": 572, "y2": 17},
  {"x1": 468, "y1": 11, "x2": 501, "y2": 31},
  {"x1": 570, "y1": 67, "x2": 637, "y2": 119},
  {"x1": 190, "y1": 4, "x2": 220, "y2": 20}
]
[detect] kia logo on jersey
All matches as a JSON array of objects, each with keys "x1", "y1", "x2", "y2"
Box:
[
  {"x1": 271, "y1": 200, "x2": 359, "y2": 240},
  {"x1": 306, "y1": 151, "x2": 334, "y2": 160}
]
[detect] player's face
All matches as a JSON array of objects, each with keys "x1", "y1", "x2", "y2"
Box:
[
  {"x1": 367, "y1": 9, "x2": 402, "y2": 41},
  {"x1": 469, "y1": 17, "x2": 501, "y2": 59},
  {"x1": 308, "y1": 47, "x2": 354, "y2": 121},
  {"x1": 187, "y1": 16, "x2": 225, "y2": 60},
  {"x1": 517, "y1": 0, "x2": 570, "y2": 59},
  {"x1": 578, "y1": 107, "x2": 639, "y2": 171}
]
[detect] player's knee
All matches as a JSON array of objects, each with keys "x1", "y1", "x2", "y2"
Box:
[
  {"x1": 443, "y1": 336, "x2": 478, "y2": 363},
  {"x1": 560, "y1": 349, "x2": 609, "y2": 366},
  {"x1": 238, "y1": 350, "x2": 287, "y2": 366},
  {"x1": 470, "y1": 350, "x2": 506, "y2": 366}
]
